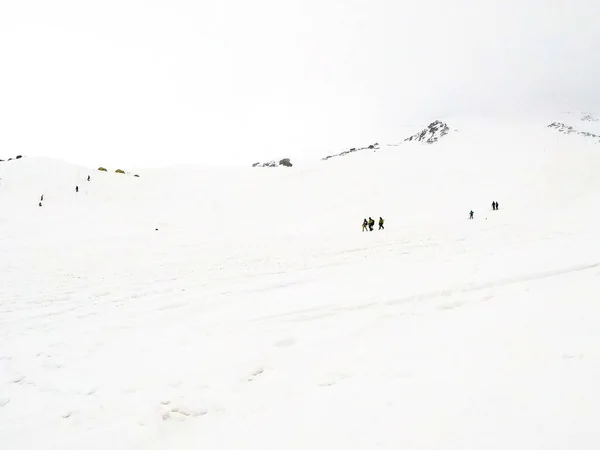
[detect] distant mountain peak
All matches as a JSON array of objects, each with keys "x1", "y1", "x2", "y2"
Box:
[{"x1": 404, "y1": 120, "x2": 450, "y2": 144}]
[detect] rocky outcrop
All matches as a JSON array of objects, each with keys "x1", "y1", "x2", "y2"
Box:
[
  {"x1": 404, "y1": 120, "x2": 450, "y2": 144},
  {"x1": 548, "y1": 122, "x2": 600, "y2": 142},
  {"x1": 0, "y1": 155, "x2": 24, "y2": 162},
  {"x1": 98, "y1": 167, "x2": 140, "y2": 176},
  {"x1": 252, "y1": 158, "x2": 293, "y2": 168},
  {"x1": 580, "y1": 112, "x2": 598, "y2": 122},
  {"x1": 322, "y1": 143, "x2": 380, "y2": 161}
]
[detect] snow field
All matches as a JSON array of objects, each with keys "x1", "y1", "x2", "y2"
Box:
[{"x1": 2, "y1": 118, "x2": 600, "y2": 449}]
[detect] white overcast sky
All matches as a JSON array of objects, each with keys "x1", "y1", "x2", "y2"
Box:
[{"x1": 1, "y1": 0, "x2": 599, "y2": 167}]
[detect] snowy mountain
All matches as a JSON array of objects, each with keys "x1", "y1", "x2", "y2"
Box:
[
  {"x1": 403, "y1": 120, "x2": 451, "y2": 143},
  {"x1": 3, "y1": 117, "x2": 600, "y2": 450}
]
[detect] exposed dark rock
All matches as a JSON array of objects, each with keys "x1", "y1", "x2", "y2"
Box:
[
  {"x1": 548, "y1": 122, "x2": 600, "y2": 142},
  {"x1": 0, "y1": 155, "x2": 24, "y2": 162},
  {"x1": 252, "y1": 159, "x2": 293, "y2": 168},
  {"x1": 581, "y1": 113, "x2": 598, "y2": 122},
  {"x1": 404, "y1": 120, "x2": 450, "y2": 144},
  {"x1": 322, "y1": 143, "x2": 380, "y2": 161}
]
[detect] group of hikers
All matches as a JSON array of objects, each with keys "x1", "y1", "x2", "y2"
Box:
[
  {"x1": 38, "y1": 175, "x2": 91, "y2": 206},
  {"x1": 363, "y1": 201, "x2": 500, "y2": 226},
  {"x1": 469, "y1": 201, "x2": 500, "y2": 219},
  {"x1": 362, "y1": 217, "x2": 384, "y2": 231}
]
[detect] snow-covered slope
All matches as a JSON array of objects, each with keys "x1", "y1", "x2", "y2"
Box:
[
  {"x1": 3, "y1": 117, "x2": 600, "y2": 450},
  {"x1": 547, "y1": 111, "x2": 600, "y2": 143}
]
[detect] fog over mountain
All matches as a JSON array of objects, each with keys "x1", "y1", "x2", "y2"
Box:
[{"x1": 1, "y1": 0, "x2": 599, "y2": 167}]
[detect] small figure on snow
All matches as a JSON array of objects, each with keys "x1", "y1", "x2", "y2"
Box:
[
  {"x1": 362, "y1": 218, "x2": 368, "y2": 232},
  {"x1": 491, "y1": 201, "x2": 496, "y2": 211},
  {"x1": 379, "y1": 217, "x2": 385, "y2": 230},
  {"x1": 469, "y1": 210, "x2": 474, "y2": 220},
  {"x1": 40, "y1": 194, "x2": 44, "y2": 202},
  {"x1": 368, "y1": 217, "x2": 375, "y2": 231},
  {"x1": 38, "y1": 202, "x2": 42, "y2": 207},
  {"x1": 495, "y1": 201, "x2": 499, "y2": 210},
  {"x1": 75, "y1": 186, "x2": 79, "y2": 193},
  {"x1": 87, "y1": 175, "x2": 91, "y2": 182}
]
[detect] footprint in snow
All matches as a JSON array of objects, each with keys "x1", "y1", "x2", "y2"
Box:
[
  {"x1": 161, "y1": 404, "x2": 208, "y2": 421},
  {"x1": 274, "y1": 337, "x2": 296, "y2": 348},
  {"x1": 248, "y1": 367, "x2": 265, "y2": 382}
]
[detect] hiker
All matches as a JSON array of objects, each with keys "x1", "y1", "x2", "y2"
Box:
[
  {"x1": 38, "y1": 202, "x2": 42, "y2": 207},
  {"x1": 379, "y1": 217, "x2": 384, "y2": 230},
  {"x1": 362, "y1": 219, "x2": 368, "y2": 232},
  {"x1": 491, "y1": 201, "x2": 496, "y2": 211},
  {"x1": 40, "y1": 194, "x2": 44, "y2": 202},
  {"x1": 495, "y1": 201, "x2": 499, "y2": 210},
  {"x1": 368, "y1": 217, "x2": 375, "y2": 231},
  {"x1": 75, "y1": 186, "x2": 79, "y2": 193},
  {"x1": 469, "y1": 210, "x2": 474, "y2": 219},
  {"x1": 87, "y1": 175, "x2": 90, "y2": 182}
]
